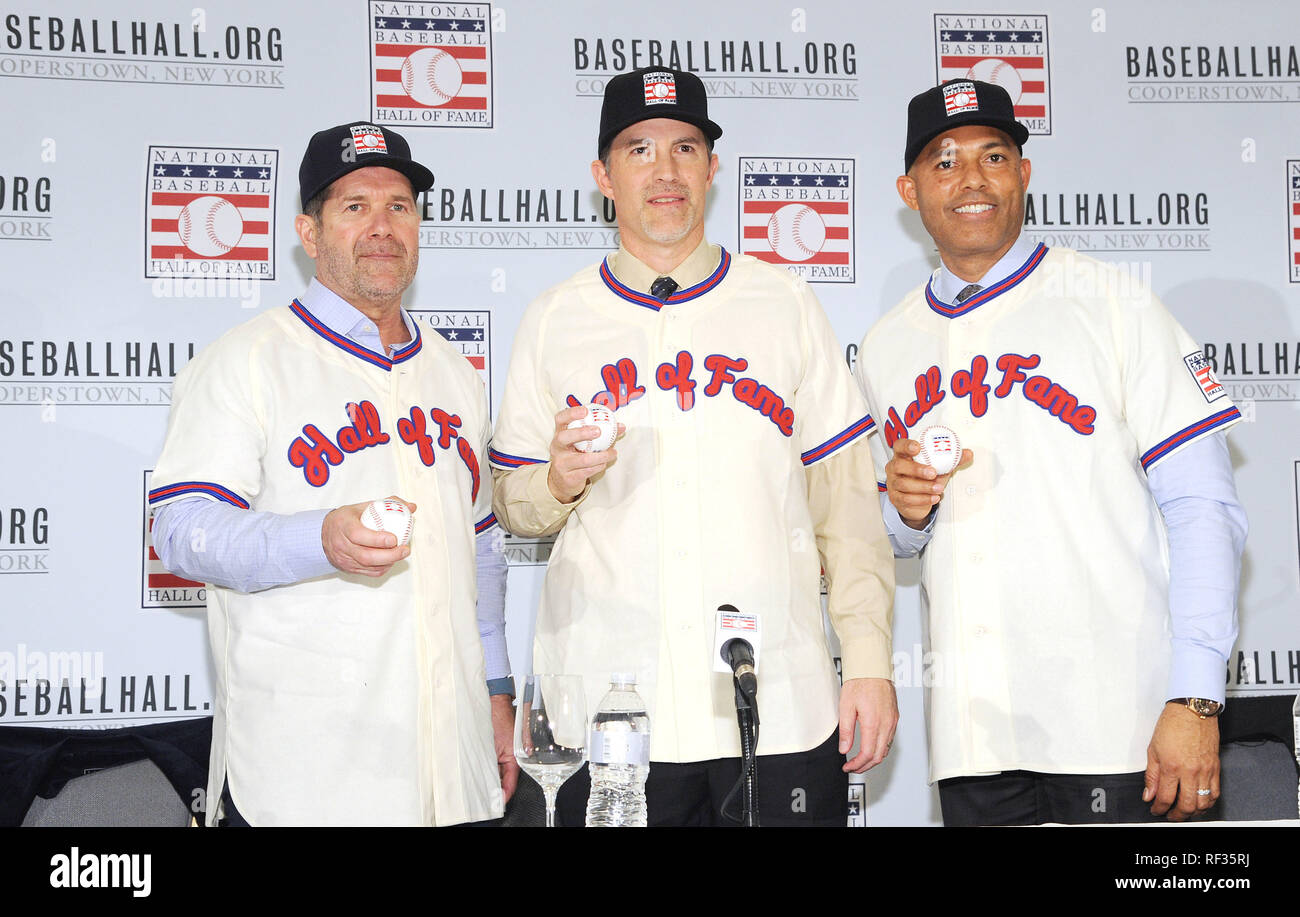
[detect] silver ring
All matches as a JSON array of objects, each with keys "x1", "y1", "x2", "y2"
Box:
[{"x1": 1196, "y1": 788, "x2": 1212, "y2": 796}]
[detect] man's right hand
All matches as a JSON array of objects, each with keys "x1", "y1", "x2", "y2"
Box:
[
  {"x1": 322, "y1": 497, "x2": 415, "y2": 576},
  {"x1": 546, "y1": 405, "x2": 622, "y2": 504},
  {"x1": 885, "y1": 439, "x2": 974, "y2": 529}
]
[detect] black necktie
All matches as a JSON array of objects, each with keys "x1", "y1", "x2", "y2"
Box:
[
  {"x1": 955, "y1": 283, "x2": 983, "y2": 304},
  {"x1": 650, "y1": 276, "x2": 679, "y2": 303}
]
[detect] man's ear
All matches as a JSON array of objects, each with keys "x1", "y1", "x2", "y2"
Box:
[
  {"x1": 591, "y1": 159, "x2": 614, "y2": 200},
  {"x1": 896, "y1": 174, "x2": 920, "y2": 212},
  {"x1": 295, "y1": 213, "x2": 319, "y2": 258}
]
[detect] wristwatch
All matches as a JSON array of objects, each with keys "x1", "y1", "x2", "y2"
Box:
[{"x1": 1168, "y1": 697, "x2": 1224, "y2": 718}]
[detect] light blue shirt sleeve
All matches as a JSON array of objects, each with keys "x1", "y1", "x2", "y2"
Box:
[
  {"x1": 878, "y1": 494, "x2": 935, "y2": 558},
  {"x1": 476, "y1": 526, "x2": 511, "y2": 693},
  {"x1": 1147, "y1": 433, "x2": 1246, "y2": 705}
]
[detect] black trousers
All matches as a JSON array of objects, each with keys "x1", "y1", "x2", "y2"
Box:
[
  {"x1": 556, "y1": 730, "x2": 848, "y2": 827},
  {"x1": 937, "y1": 770, "x2": 1165, "y2": 826}
]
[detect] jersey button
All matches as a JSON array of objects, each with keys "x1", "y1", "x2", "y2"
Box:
[
  {"x1": 969, "y1": 553, "x2": 983, "y2": 564},
  {"x1": 965, "y1": 485, "x2": 977, "y2": 496},
  {"x1": 973, "y1": 625, "x2": 988, "y2": 637}
]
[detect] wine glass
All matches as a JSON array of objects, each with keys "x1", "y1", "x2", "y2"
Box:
[{"x1": 514, "y1": 674, "x2": 587, "y2": 827}]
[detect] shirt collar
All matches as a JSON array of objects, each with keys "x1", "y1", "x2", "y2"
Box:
[
  {"x1": 606, "y1": 237, "x2": 720, "y2": 294},
  {"x1": 933, "y1": 234, "x2": 1039, "y2": 305},
  {"x1": 298, "y1": 277, "x2": 416, "y2": 354}
]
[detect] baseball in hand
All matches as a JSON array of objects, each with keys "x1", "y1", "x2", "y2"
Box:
[
  {"x1": 916, "y1": 426, "x2": 962, "y2": 475},
  {"x1": 361, "y1": 499, "x2": 414, "y2": 546},
  {"x1": 567, "y1": 404, "x2": 619, "y2": 453}
]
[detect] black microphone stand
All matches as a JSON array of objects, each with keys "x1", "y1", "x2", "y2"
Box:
[{"x1": 733, "y1": 676, "x2": 760, "y2": 826}]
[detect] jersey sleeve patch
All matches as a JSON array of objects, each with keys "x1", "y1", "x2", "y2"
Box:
[
  {"x1": 1140, "y1": 407, "x2": 1241, "y2": 472},
  {"x1": 147, "y1": 481, "x2": 250, "y2": 509},
  {"x1": 487, "y1": 447, "x2": 545, "y2": 469},
  {"x1": 800, "y1": 414, "x2": 875, "y2": 466},
  {"x1": 1183, "y1": 351, "x2": 1227, "y2": 402}
]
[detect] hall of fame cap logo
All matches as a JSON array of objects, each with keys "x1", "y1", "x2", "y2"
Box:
[
  {"x1": 643, "y1": 71, "x2": 677, "y2": 105},
  {"x1": 934, "y1": 13, "x2": 1052, "y2": 134},
  {"x1": 140, "y1": 471, "x2": 206, "y2": 609},
  {"x1": 739, "y1": 157, "x2": 854, "y2": 283},
  {"x1": 943, "y1": 80, "x2": 979, "y2": 115},
  {"x1": 408, "y1": 309, "x2": 492, "y2": 402},
  {"x1": 369, "y1": 1, "x2": 494, "y2": 128},
  {"x1": 350, "y1": 125, "x2": 389, "y2": 155},
  {"x1": 1289, "y1": 160, "x2": 1300, "y2": 283},
  {"x1": 145, "y1": 145, "x2": 277, "y2": 280}
]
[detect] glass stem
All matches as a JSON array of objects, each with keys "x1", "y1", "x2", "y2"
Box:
[{"x1": 543, "y1": 786, "x2": 559, "y2": 828}]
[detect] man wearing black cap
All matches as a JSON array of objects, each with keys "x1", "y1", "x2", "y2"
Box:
[
  {"x1": 854, "y1": 80, "x2": 1246, "y2": 825},
  {"x1": 150, "y1": 122, "x2": 515, "y2": 826},
  {"x1": 491, "y1": 69, "x2": 896, "y2": 826}
]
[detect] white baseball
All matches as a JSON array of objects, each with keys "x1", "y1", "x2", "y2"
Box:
[
  {"x1": 567, "y1": 404, "x2": 618, "y2": 453},
  {"x1": 176, "y1": 196, "x2": 243, "y2": 257},
  {"x1": 401, "y1": 47, "x2": 464, "y2": 106},
  {"x1": 767, "y1": 203, "x2": 827, "y2": 262},
  {"x1": 966, "y1": 58, "x2": 1023, "y2": 104},
  {"x1": 361, "y1": 498, "x2": 414, "y2": 546},
  {"x1": 917, "y1": 426, "x2": 962, "y2": 475}
]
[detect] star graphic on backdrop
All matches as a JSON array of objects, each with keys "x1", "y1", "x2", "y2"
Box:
[
  {"x1": 181, "y1": 167, "x2": 192, "y2": 176},
  {"x1": 207, "y1": 168, "x2": 218, "y2": 176},
  {"x1": 1010, "y1": 32, "x2": 1019, "y2": 41},
  {"x1": 426, "y1": 20, "x2": 435, "y2": 29},
  {"x1": 1032, "y1": 32, "x2": 1041, "y2": 41},
  {"x1": 792, "y1": 177, "x2": 801, "y2": 185},
  {"x1": 769, "y1": 176, "x2": 779, "y2": 184},
  {"x1": 746, "y1": 175, "x2": 755, "y2": 184},
  {"x1": 814, "y1": 177, "x2": 824, "y2": 185},
  {"x1": 965, "y1": 32, "x2": 974, "y2": 40},
  {"x1": 837, "y1": 177, "x2": 847, "y2": 186},
  {"x1": 473, "y1": 330, "x2": 482, "y2": 339},
  {"x1": 474, "y1": 21, "x2": 483, "y2": 30},
  {"x1": 448, "y1": 331, "x2": 459, "y2": 340},
  {"x1": 987, "y1": 32, "x2": 996, "y2": 40},
  {"x1": 451, "y1": 21, "x2": 459, "y2": 29},
  {"x1": 259, "y1": 169, "x2": 269, "y2": 178},
  {"x1": 942, "y1": 31, "x2": 951, "y2": 40},
  {"x1": 233, "y1": 168, "x2": 243, "y2": 177},
  {"x1": 401, "y1": 20, "x2": 410, "y2": 28},
  {"x1": 377, "y1": 18, "x2": 386, "y2": 27},
  {"x1": 155, "y1": 165, "x2": 166, "y2": 175}
]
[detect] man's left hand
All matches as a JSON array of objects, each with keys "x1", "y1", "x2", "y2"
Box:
[
  {"x1": 838, "y1": 677, "x2": 898, "y2": 773},
  {"x1": 491, "y1": 693, "x2": 519, "y2": 804},
  {"x1": 1143, "y1": 703, "x2": 1220, "y2": 820}
]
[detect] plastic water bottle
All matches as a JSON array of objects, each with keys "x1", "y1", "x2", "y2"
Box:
[{"x1": 585, "y1": 674, "x2": 651, "y2": 827}]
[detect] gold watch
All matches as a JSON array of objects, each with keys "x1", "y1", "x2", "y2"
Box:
[{"x1": 1168, "y1": 697, "x2": 1224, "y2": 718}]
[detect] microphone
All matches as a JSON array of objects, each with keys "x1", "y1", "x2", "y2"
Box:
[{"x1": 717, "y1": 604, "x2": 758, "y2": 698}]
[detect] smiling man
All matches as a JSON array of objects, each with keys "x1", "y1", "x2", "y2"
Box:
[
  {"x1": 149, "y1": 122, "x2": 514, "y2": 826},
  {"x1": 491, "y1": 68, "x2": 896, "y2": 826},
  {"x1": 854, "y1": 80, "x2": 1247, "y2": 825}
]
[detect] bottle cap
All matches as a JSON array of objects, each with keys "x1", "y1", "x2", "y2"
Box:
[{"x1": 610, "y1": 672, "x2": 637, "y2": 686}]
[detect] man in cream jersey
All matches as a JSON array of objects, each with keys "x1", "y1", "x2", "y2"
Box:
[
  {"x1": 150, "y1": 122, "x2": 511, "y2": 826},
  {"x1": 856, "y1": 80, "x2": 1246, "y2": 825},
  {"x1": 491, "y1": 68, "x2": 896, "y2": 826}
]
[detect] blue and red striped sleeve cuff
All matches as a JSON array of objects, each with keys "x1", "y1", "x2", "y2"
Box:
[
  {"x1": 474, "y1": 512, "x2": 498, "y2": 534},
  {"x1": 1140, "y1": 407, "x2": 1241, "y2": 472},
  {"x1": 147, "y1": 481, "x2": 249, "y2": 509},
  {"x1": 801, "y1": 415, "x2": 876, "y2": 467},
  {"x1": 488, "y1": 448, "x2": 545, "y2": 470}
]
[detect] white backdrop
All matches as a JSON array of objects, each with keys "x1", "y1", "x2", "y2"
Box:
[{"x1": 1, "y1": 0, "x2": 1297, "y2": 826}]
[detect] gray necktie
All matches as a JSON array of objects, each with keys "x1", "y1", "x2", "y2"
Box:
[{"x1": 955, "y1": 283, "x2": 983, "y2": 304}]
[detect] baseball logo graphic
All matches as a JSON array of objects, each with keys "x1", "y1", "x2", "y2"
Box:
[
  {"x1": 568, "y1": 404, "x2": 619, "y2": 453},
  {"x1": 361, "y1": 498, "x2": 414, "y2": 546},
  {"x1": 767, "y1": 204, "x2": 827, "y2": 263},
  {"x1": 401, "y1": 48, "x2": 464, "y2": 107},
  {"x1": 917, "y1": 425, "x2": 962, "y2": 475},
  {"x1": 966, "y1": 57, "x2": 1023, "y2": 104},
  {"x1": 176, "y1": 195, "x2": 244, "y2": 257}
]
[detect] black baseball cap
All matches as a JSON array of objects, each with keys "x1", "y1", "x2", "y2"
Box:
[
  {"x1": 597, "y1": 67, "x2": 723, "y2": 156},
  {"x1": 298, "y1": 121, "x2": 434, "y2": 210},
  {"x1": 903, "y1": 79, "x2": 1029, "y2": 172}
]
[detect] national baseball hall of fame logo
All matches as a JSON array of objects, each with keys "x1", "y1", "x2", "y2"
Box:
[
  {"x1": 370, "y1": 2, "x2": 494, "y2": 128},
  {"x1": 408, "y1": 310, "x2": 492, "y2": 402},
  {"x1": 141, "y1": 471, "x2": 205, "y2": 609},
  {"x1": 935, "y1": 14, "x2": 1052, "y2": 134},
  {"x1": 145, "y1": 146, "x2": 277, "y2": 280},
  {"x1": 739, "y1": 158, "x2": 854, "y2": 283},
  {"x1": 1288, "y1": 160, "x2": 1300, "y2": 282}
]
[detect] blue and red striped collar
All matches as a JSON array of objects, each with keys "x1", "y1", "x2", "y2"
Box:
[
  {"x1": 599, "y1": 248, "x2": 732, "y2": 311},
  {"x1": 925, "y1": 243, "x2": 1049, "y2": 319},
  {"x1": 289, "y1": 297, "x2": 422, "y2": 371}
]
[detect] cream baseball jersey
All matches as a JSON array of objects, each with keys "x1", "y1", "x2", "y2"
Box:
[
  {"x1": 491, "y1": 248, "x2": 878, "y2": 762},
  {"x1": 150, "y1": 298, "x2": 500, "y2": 826},
  {"x1": 491, "y1": 247, "x2": 878, "y2": 759},
  {"x1": 856, "y1": 245, "x2": 1241, "y2": 782}
]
